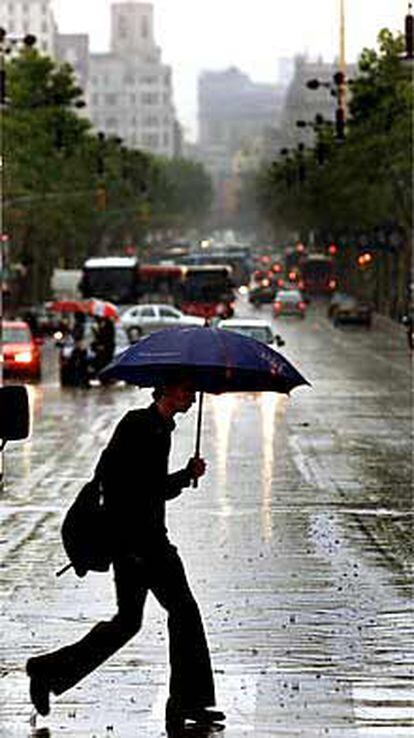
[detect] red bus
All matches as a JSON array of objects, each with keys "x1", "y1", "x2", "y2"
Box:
[
  {"x1": 179, "y1": 265, "x2": 235, "y2": 319},
  {"x1": 136, "y1": 264, "x2": 185, "y2": 305},
  {"x1": 301, "y1": 254, "x2": 337, "y2": 295}
]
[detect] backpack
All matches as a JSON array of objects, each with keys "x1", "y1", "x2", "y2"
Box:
[{"x1": 57, "y1": 476, "x2": 112, "y2": 578}]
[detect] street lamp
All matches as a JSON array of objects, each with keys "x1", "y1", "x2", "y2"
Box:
[{"x1": 0, "y1": 28, "x2": 37, "y2": 385}]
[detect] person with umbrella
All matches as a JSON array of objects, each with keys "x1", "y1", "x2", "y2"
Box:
[
  {"x1": 26, "y1": 373, "x2": 226, "y2": 731},
  {"x1": 26, "y1": 325, "x2": 308, "y2": 730}
]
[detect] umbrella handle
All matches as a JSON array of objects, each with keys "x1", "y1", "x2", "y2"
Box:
[{"x1": 192, "y1": 392, "x2": 204, "y2": 488}]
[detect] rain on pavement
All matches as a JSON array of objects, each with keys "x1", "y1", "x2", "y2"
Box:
[{"x1": 0, "y1": 297, "x2": 412, "y2": 738}]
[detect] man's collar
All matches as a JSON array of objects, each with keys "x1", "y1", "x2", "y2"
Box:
[{"x1": 149, "y1": 402, "x2": 176, "y2": 432}]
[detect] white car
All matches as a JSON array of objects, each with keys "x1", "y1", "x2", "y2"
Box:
[
  {"x1": 120, "y1": 303, "x2": 204, "y2": 338},
  {"x1": 217, "y1": 318, "x2": 285, "y2": 348}
]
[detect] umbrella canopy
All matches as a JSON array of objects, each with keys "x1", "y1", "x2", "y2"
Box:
[
  {"x1": 48, "y1": 298, "x2": 118, "y2": 320},
  {"x1": 48, "y1": 299, "x2": 88, "y2": 314},
  {"x1": 100, "y1": 325, "x2": 309, "y2": 395}
]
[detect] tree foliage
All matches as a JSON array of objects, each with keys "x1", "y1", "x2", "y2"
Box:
[
  {"x1": 4, "y1": 47, "x2": 213, "y2": 303},
  {"x1": 254, "y1": 29, "x2": 412, "y2": 240}
]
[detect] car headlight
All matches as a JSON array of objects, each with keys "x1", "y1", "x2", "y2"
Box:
[{"x1": 15, "y1": 351, "x2": 33, "y2": 364}]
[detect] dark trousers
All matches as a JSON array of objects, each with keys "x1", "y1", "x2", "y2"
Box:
[{"x1": 35, "y1": 544, "x2": 216, "y2": 708}]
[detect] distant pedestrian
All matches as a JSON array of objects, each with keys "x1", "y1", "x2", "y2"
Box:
[
  {"x1": 26, "y1": 378, "x2": 225, "y2": 730},
  {"x1": 91, "y1": 316, "x2": 115, "y2": 373}
]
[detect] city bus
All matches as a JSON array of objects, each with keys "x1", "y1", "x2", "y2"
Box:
[
  {"x1": 179, "y1": 265, "x2": 235, "y2": 319},
  {"x1": 79, "y1": 257, "x2": 139, "y2": 304},
  {"x1": 300, "y1": 254, "x2": 337, "y2": 295},
  {"x1": 136, "y1": 264, "x2": 185, "y2": 304}
]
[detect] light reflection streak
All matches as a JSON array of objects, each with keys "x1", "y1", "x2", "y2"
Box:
[
  {"x1": 19, "y1": 383, "x2": 41, "y2": 479},
  {"x1": 211, "y1": 393, "x2": 238, "y2": 539},
  {"x1": 259, "y1": 393, "x2": 287, "y2": 541}
]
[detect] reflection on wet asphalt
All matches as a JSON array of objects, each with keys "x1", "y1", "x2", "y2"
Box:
[{"x1": 1, "y1": 299, "x2": 412, "y2": 737}]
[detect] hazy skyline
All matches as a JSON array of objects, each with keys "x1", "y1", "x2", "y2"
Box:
[{"x1": 53, "y1": 0, "x2": 406, "y2": 139}]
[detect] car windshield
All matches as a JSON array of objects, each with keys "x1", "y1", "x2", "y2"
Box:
[
  {"x1": 276, "y1": 290, "x2": 301, "y2": 300},
  {"x1": 3, "y1": 325, "x2": 31, "y2": 343},
  {"x1": 222, "y1": 325, "x2": 273, "y2": 343}
]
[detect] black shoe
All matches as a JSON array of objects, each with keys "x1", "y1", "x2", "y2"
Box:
[
  {"x1": 166, "y1": 699, "x2": 225, "y2": 727},
  {"x1": 26, "y1": 658, "x2": 51, "y2": 716}
]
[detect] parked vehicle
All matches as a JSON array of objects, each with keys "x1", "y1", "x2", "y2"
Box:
[
  {"x1": 327, "y1": 292, "x2": 350, "y2": 319},
  {"x1": 120, "y1": 303, "x2": 204, "y2": 339},
  {"x1": 217, "y1": 318, "x2": 285, "y2": 348},
  {"x1": 2, "y1": 320, "x2": 42, "y2": 380},
  {"x1": 273, "y1": 289, "x2": 307, "y2": 318},
  {"x1": 332, "y1": 296, "x2": 372, "y2": 327}
]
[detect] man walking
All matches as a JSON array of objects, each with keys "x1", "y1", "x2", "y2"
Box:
[{"x1": 26, "y1": 378, "x2": 225, "y2": 729}]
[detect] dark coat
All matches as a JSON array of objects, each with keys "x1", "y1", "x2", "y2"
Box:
[{"x1": 97, "y1": 403, "x2": 192, "y2": 555}]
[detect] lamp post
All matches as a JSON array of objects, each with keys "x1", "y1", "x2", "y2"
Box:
[
  {"x1": 0, "y1": 28, "x2": 37, "y2": 383},
  {"x1": 0, "y1": 28, "x2": 36, "y2": 490}
]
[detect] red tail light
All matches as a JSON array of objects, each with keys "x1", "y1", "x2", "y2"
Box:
[
  {"x1": 298, "y1": 301, "x2": 306, "y2": 310},
  {"x1": 274, "y1": 301, "x2": 282, "y2": 310}
]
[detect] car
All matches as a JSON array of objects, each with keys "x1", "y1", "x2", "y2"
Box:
[
  {"x1": 119, "y1": 303, "x2": 204, "y2": 338},
  {"x1": 217, "y1": 318, "x2": 285, "y2": 348},
  {"x1": 332, "y1": 295, "x2": 372, "y2": 327},
  {"x1": 327, "y1": 291, "x2": 351, "y2": 319},
  {"x1": 273, "y1": 289, "x2": 307, "y2": 318},
  {"x1": 248, "y1": 283, "x2": 275, "y2": 306},
  {"x1": 2, "y1": 320, "x2": 42, "y2": 380}
]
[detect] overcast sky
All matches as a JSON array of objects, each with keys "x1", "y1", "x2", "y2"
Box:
[{"x1": 53, "y1": 0, "x2": 406, "y2": 139}]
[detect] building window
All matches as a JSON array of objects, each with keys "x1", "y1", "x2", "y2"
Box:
[
  {"x1": 92, "y1": 94, "x2": 99, "y2": 106},
  {"x1": 142, "y1": 93, "x2": 159, "y2": 105},
  {"x1": 106, "y1": 118, "x2": 118, "y2": 129},
  {"x1": 105, "y1": 94, "x2": 118, "y2": 106},
  {"x1": 143, "y1": 133, "x2": 159, "y2": 148},
  {"x1": 130, "y1": 94, "x2": 136, "y2": 104},
  {"x1": 91, "y1": 76, "x2": 99, "y2": 86},
  {"x1": 41, "y1": 41, "x2": 48, "y2": 52},
  {"x1": 141, "y1": 15, "x2": 149, "y2": 39},
  {"x1": 124, "y1": 73, "x2": 134, "y2": 85},
  {"x1": 22, "y1": 3, "x2": 29, "y2": 14},
  {"x1": 163, "y1": 133, "x2": 170, "y2": 146},
  {"x1": 8, "y1": 3, "x2": 14, "y2": 14},
  {"x1": 41, "y1": 21, "x2": 48, "y2": 33},
  {"x1": 143, "y1": 115, "x2": 158, "y2": 127}
]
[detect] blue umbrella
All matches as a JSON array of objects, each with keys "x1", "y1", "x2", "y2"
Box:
[{"x1": 100, "y1": 326, "x2": 310, "y2": 483}]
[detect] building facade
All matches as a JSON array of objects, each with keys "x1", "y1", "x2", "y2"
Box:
[
  {"x1": 198, "y1": 67, "x2": 285, "y2": 182},
  {"x1": 55, "y1": 33, "x2": 90, "y2": 90},
  {"x1": 277, "y1": 54, "x2": 357, "y2": 150},
  {"x1": 0, "y1": 0, "x2": 57, "y2": 56},
  {"x1": 85, "y1": 2, "x2": 177, "y2": 157}
]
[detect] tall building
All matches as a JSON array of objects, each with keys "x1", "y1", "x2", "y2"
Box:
[
  {"x1": 0, "y1": 0, "x2": 57, "y2": 56},
  {"x1": 198, "y1": 67, "x2": 285, "y2": 181},
  {"x1": 85, "y1": 1, "x2": 177, "y2": 157}
]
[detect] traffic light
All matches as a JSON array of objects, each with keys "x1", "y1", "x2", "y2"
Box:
[{"x1": 335, "y1": 107, "x2": 345, "y2": 140}]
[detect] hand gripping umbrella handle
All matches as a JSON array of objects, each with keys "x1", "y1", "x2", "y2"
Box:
[{"x1": 192, "y1": 392, "x2": 204, "y2": 489}]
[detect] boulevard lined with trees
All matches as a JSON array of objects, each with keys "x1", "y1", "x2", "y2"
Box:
[{"x1": 253, "y1": 30, "x2": 412, "y2": 318}]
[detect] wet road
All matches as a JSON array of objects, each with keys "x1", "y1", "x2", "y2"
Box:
[{"x1": 1, "y1": 298, "x2": 413, "y2": 737}]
